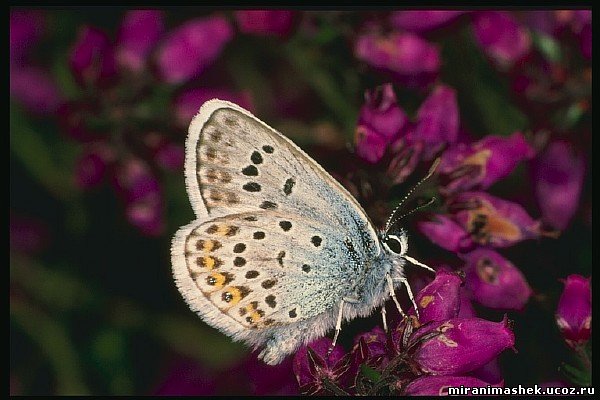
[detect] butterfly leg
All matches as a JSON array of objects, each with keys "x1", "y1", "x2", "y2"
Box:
[
  {"x1": 397, "y1": 276, "x2": 420, "y2": 319},
  {"x1": 404, "y1": 255, "x2": 435, "y2": 273},
  {"x1": 386, "y1": 274, "x2": 407, "y2": 318},
  {"x1": 327, "y1": 299, "x2": 345, "y2": 357},
  {"x1": 381, "y1": 306, "x2": 388, "y2": 332}
]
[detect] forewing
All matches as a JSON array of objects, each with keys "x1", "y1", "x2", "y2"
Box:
[
  {"x1": 172, "y1": 212, "x2": 361, "y2": 335},
  {"x1": 183, "y1": 99, "x2": 380, "y2": 257}
]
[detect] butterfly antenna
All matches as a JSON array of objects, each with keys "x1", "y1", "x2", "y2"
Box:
[{"x1": 384, "y1": 158, "x2": 441, "y2": 233}]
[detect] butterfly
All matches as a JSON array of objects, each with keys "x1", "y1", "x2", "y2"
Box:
[{"x1": 171, "y1": 99, "x2": 435, "y2": 365}]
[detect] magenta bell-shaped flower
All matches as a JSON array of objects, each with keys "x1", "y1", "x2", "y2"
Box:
[
  {"x1": 450, "y1": 191, "x2": 542, "y2": 248},
  {"x1": 533, "y1": 140, "x2": 585, "y2": 231},
  {"x1": 407, "y1": 84, "x2": 459, "y2": 159},
  {"x1": 439, "y1": 131, "x2": 535, "y2": 193},
  {"x1": 463, "y1": 248, "x2": 532, "y2": 310},
  {"x1": 355, "y1": 32, "x2": 440, "y2": 87},
  {"x1": 69, "y1": 26, "x2": 117, "y2": 87},
  {"x1": 155, "y1": 15, "x2": 233, "y2": 84},
  {"x1": 354, "y1": 84, "x2": 408, "y2": 164},
  {"x1": 390, "y1": 11, "x2": 465, "y2": 33},
  {"x1": 417, "y1": 214, "x2": 474, "y2": 253},
  {"x1": 115, "y1": 10, "x2": 164, "y2": 72},
  {"x1": 556, "y1": 274, "x2": 591, "y2": 348},
  {"x1": 472, "y1": 11, "x2": 531, "y2": 68},
  {"x1": 411, "y1": 269, "x2": 463, "y2": 324},
  {"x1": 413, "y1": 316, "x2": 515, "y2": 375}
]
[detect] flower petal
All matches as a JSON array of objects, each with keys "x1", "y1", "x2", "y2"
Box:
[
  {"x1": 116, "y1": 10, "x2": 164, "y2": 72},
  {"x1": 463, "y1": 248, "x2": 532, "y2": 310},
  {"x1": 409, "y1": 85, "x2": 459, "y2": 159},
  {"x1": 439, "y1": 132, "x2": 535, "y2": 193},
  {"x1": 235, "y1": 10, "x2": 295, "y2": 36},
  {"x1": 412, "y1": 269, "x2": 463, "y2": 323},
  {"x1": 390, "y1": 11, "x2": 464, "y2": 33},
  {"x1": 69, "y1": 26, "x2": 117, "y2": 87},
  {"x1": 156, "y1": 15, "x2": 233, "y2": 84},
  {"x1": 414, "y1": 316, "x2": 515, "y2": 375},
  {"x1": 451, "y1": 191, "x2": 541, "y2": 247},
  {"x1": 417, "y1": 214, "x2": 473, "y2": 252},
  {"x1": 472, "y1": 11, "x2": 531, "y2": 67},
  {"x1": 556, "y1": 274, "x2": 591, "y2": 348},
  {"x1": 355, "y1": 32, "x2": 440, "y2": 87},
  {"x1": 533, "y1": 140, "x2": 585, "y2": 231}
]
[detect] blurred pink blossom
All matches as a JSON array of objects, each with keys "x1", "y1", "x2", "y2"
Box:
[{"x1": 156, "y1": 15, "x2": 233, "y2": 84}]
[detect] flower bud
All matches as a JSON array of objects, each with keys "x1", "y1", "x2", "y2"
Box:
[{"x1": 556, "y1": 274, "x2": 591, "y2": 348}]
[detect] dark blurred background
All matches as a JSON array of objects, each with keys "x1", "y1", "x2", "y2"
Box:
[{"x1": 10, "y1": 8, "x2": 591, "y2": 395}]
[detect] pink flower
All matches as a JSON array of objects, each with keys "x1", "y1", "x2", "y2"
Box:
[
  {"x1": 408, "y1": 84, "x2": 459, "y2": 159},
  {"x1": 355, "y1": 32, "x2": 440, "y2": 87},
  {"x1": 74, "y1": 146, "x2": 113, "y2": 188},
  {"x1": 450, "y1": 191, "x2": 542, "y2": 248},
  {"x1": 235, "y1": 10, "x2": 295, "y2": 36},
  {"x1": 556, "y1": 274, "x2": 591, "y2": 348},
  {"x1": 413, "y1": 316, "x2": 515, "y2": 375},
  {"x1": 411, "y1": 269, "x2": 463, "y2": 324},
  {"x1": 357, "y1": 83, "x2": 407, "y2": 141},
  {"x1": 156, "y1": 15, "x2": 233, "y2": 84},
  {"x1": 533, "y1": 140, "x2": 585, "y2": 231},
  {"x1": 10, "y1": 10, "x2": 45, "y2": 64},
  {"x1": 354, "y1": 84, "x2": 408, "y2": 164},
  {"x1": 390, "y1": 11, "x2": 465, "y2": 33},
  {"x1": 113, "y1": 159, "x2": 164, "y2": 236},
  {"x1": 418, "y1": 214, "x2": 474, "y2": 252},
  {"x1": 580, "y1": 22, "x2": 591, "y2": 60},
  {"x1": 463, "y1": 248, "x2": 532, "y2": 310},
  {"x1": 69, "y1": 26, "x2": 117, "y2": 86},
  {"x1": 355, "y1": 125, "x2": 389, "y2": 164},
  {"x1": 116, "y1": 10, "x2": 164, "y2": 72},
  {"x1": 472, "y1": 11, "x2": 531, "y2": 68},
  {"x1": 10, "y1": 66, "x2": 62, "y2": 115},
  {"x1": 439, "y1": 132, "x2": 535, "y2": 193}
]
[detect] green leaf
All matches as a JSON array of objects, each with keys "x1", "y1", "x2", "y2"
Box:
[
  {"x1": 90, "y1": 329, "x2": 134, "y2": 395},
  {"x1": 360, "y1": 363, "x2": 382, "y2": 381},
  {"x1": 10, "y1": 103, "x2": 79, "y2": 201},
  {"x1": 11, "y1": 298, "x2": 90, "y2": 395},
  {"x1": 52, "y1": 50, "x2": 81, "y2": 99},
  {"x1": 10, "y1": 256, "x2": 96, "y2": 312},
  {"x1": 561, "y1": 362, "x2": 591, "y2": 386},
  {"x1": 531, "y1": 32, "x2": 563, "y2": 63},
  {"x1": 284, "y1": 39, "x2": 357, "y2": 135},
  {"x1": 151, "y1": 314, "x2": 246, "y2": 368}
]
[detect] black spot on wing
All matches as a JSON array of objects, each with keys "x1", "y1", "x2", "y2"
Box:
[
  {"x1": 260, "y1": 201, "x2": 277, "y2": 210},
  {"x1": 283, "y1": 178, "x2": 295, "y2": 195},
  {"x1": 242, "y1": 165, "x2": 258, "y2": 176},
  {"x1": 251, "y1": 151, "x2": 263, "y2": 164}
]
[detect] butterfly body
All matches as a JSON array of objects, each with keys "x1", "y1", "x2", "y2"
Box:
[{"x1": 172, "y1": 100, "x2": 415, "y2": 365}]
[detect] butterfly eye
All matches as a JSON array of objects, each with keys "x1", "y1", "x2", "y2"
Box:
[{"x1": 383, "y1": 235, "x2": 403, "y2": 254}]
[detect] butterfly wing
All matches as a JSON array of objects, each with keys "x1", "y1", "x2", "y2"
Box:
[
  {"x1": 173, "y1": 211, "x2": 361, "y2": 329},
  {"x1": 172, "y1": 99, "x2": 382, "y2": 359},
  {"x1": 182, "y1": 100, "x2": 379, "y2": 238}
]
